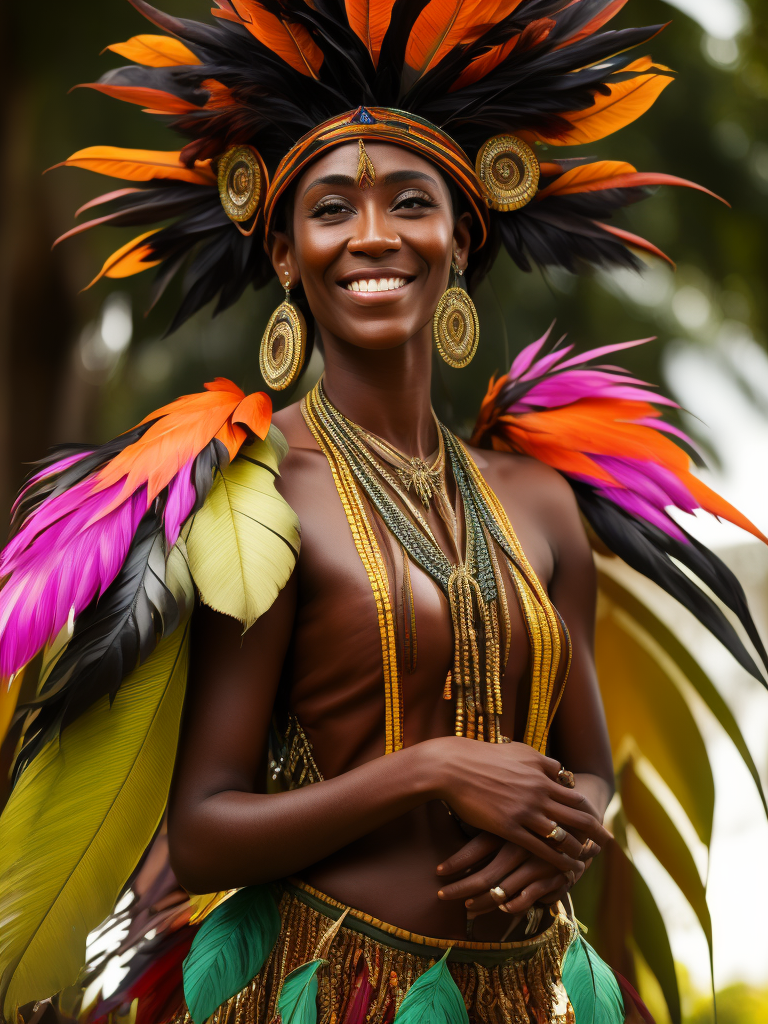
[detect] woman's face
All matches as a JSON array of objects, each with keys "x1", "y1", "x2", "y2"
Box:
[{"x1": 270, "y1": 141, "x2": 472, "y2": 351}]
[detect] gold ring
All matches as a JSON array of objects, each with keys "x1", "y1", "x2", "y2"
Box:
[
  {"x1": 545, "y1": 824, "x2": 567, "y2": 843},
  {"x1": 557, "y1": 768, "x2": 575, "y2": 788},
  {"x1": 581, "y1": 839, "x2": 597, "y2": 857},
  {"x1": 490, "y1": 886, "x2": 507, "y2": 900}
]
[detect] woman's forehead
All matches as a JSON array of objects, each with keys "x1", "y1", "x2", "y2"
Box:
[{"x1": 295, "y1": 141, "x2": 451, "y2": 196}]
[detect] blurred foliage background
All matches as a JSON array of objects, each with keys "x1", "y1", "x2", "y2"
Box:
[{"x1": 2, "y1": 0, "x2": 767, "y2": 1020}]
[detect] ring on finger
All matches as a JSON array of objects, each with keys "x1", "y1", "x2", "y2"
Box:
[
  {"x1": 565, "y1": 869, "x2": 576, "y2": 886},
  {"x1": 544, "y1": 823, "x2": 568, "y2": 843},
  {"x1": 580, "y1": 839, "x2": 598, "y2": 857},
  {"x1": 489, "y1": 885, "x2": 507, "y2": 900},
  {"x1": 557, "y1": 767, "x2": 575, "y2": 789}
]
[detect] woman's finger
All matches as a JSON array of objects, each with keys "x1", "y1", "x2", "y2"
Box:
[
  {"x1": 500, "y1": 874, "x2": 567, "y2": 914},
  {"x1": 543, "y1": 803, "x2": 612, "y2": 847},
  {"x1": 438, "y1": 844, "x2": 528, "y2": 900},
  {"x1": 508, "y1": 824, "x2": 583, "y2": 873},
  {"x1": 436, "y1": 832, "x2": 501, "y2": 878}
]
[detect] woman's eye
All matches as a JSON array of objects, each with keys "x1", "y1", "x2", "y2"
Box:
[
  {"x1": 394, "y1": 192, "x2": 435, "y2": 211},
  {"x1": 311, "y1": 202, "x2": 351, "y2": 218}
]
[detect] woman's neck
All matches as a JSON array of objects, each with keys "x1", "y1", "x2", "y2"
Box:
[{"x1": 319, "y1": 326, "x2": 437, "y2": 458}]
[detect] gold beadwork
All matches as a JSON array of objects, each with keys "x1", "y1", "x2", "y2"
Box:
[
  {"x1": 433, "y1": 272, "x2": 479, "y2": 369},
  {"x1": 355, "y1": 139, "x2": 376, "y2": 189},
  {"x1": 475, "y1": 134, "x2": 540, "y2": 211},
  {"x1": 217, "y1": 145, "x2": 263, "y2": 222},
  {"x1": 302, "y1": 388, "x2": 403, "y2": 753},
  {"x1": 259, "y1": 285, "x2": 306, "y2": 390}
]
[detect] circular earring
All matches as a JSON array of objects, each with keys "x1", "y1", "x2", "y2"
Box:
[
  {"x1": 432, "y1": 254, "x2": 479, "y2": 369},
  {"x1": 259, "y1": 273, "x2": 307, "y2": 390}
]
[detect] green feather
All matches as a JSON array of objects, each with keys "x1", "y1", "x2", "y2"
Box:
[
  {"x1": 393, "y1": 950, "x2": 469, "y2": 1024},
  {"x1": 182, "y1": 885, "x2": 280, "y2": 1024},
  {"x1": 275, "y1": 958, "x2": 326, "y2": 1024},
  {"x1": 561, "y1": 937, "x2": 625, "y2": 1024}
]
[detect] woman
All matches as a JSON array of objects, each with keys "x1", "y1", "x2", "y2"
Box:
[{"x1": 1, "y1": 2, "x2": 766, "y2": 1023}]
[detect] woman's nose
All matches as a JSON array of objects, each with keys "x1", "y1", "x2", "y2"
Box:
[{"x1": 347, "y1": 203, "x2": 401, "y2": 258}]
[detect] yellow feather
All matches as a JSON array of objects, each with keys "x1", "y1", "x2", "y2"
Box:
[
  {"x1": 0, "y1": 624, "x2": 190, "y2": 1018},
  {"x1": 186, "y1": 428, "x2": 300, "y2": 630}
]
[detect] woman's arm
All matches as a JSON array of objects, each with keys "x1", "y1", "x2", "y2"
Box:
[{"x1": 167, "y1": 564, "x2": 608, "y2": 895}]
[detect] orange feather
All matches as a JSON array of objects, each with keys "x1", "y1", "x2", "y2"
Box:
[
  {"x1": 0, "y1": 667, "x2": 24, "y2": 748},
  {"x1": 105, "y1": 34, "x2": 200, "y2": 67},
  {"x1": 345, "y1": 0, "x2": 396, "y2": 67},
  {"x1": 537, "y1": 160, "x2": 728, "y2": 205},
  {"x1": 82, "y1": 231, "x2": 162, "y2": 291},
  {"x1": 202, "y1": 78, "x2": 238, "y2": 109},
  {"x1": 406, "y1": 0, "x2": 522, "y2": 77},
  {"x1": 53, "y1": 147, "x2": 216, "y2": 186},
  {"x1": 94, "y1": 380, "x2": 272, "y2": 512},
  {"x1": 73, "y1": 82, "x2": 200, "y2": 115},
  {"x1": 230, "y1": 0, "x2": 323, "y2": 77},
  {"x1": 495, "y1": 399, "x2": 766, "y2": 543},
  {"x1": 595, "y1": 221, "x2": 675, "y2": 267},
  {"x1": 526, "y1": 59, "x2": 673, "y2": 146}
]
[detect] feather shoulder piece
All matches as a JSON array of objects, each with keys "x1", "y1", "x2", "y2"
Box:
[
  {"x1": 471, "y1": 326, "x2": 768, "y2": 684},
  {"x1": 0, "y1": 379, "x2": 300, "y2": 765}
]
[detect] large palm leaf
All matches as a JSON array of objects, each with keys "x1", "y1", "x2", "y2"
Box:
[{"x1": 576, "y1": 564, "x2": 768, "y2": 1023}]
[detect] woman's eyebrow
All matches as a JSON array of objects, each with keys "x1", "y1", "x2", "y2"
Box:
[{"x1": 303, "y1": 169, "x2": 439, "y2": 196}]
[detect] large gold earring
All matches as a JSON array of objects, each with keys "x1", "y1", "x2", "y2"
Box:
[
  {"x1": 433, "y1": 256, "x2": 479, "y2": 369},
  {"x1": 259, "y1": 274, "x2": 307, "y2": 390}
]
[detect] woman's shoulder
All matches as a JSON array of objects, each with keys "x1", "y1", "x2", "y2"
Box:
[
  {"x1": 272, "y1": 400, "x2": 320, "y2": 453},
  {"x1": 466, "y1": 442, "x2": 584, "y2": 547}
]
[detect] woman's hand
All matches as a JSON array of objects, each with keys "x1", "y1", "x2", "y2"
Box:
[
  {"x1": 436, "y1": 830, "x2": 598, "y2": 917},
  {"x1": 427, "y1": 736, "x2": 611, "y2": 872}
]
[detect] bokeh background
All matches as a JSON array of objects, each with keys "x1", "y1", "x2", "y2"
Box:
[{"x1": 2, "y1": 1, "x2": 767, "y2": 1020}]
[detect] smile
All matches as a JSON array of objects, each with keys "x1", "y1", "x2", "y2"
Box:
[{"x1": 344, "y1": 277, "x2": 408, "y2": 293}]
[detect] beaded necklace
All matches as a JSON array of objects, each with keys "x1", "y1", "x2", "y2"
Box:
[{"x1": 302, "y1": 381, "x2": 570, "y2": 753}]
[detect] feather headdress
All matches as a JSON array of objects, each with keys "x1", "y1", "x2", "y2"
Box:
[
  {"x1": 472, "y1": 326, "x2": 768, "y2": 684},
  {"x1": 53, "y1": 0, "x2": 722, "y2": 337}
]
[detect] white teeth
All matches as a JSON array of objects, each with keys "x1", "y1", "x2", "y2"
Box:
[{"x1": 345, "y1": 277, "x2": 407, "y2": 292}]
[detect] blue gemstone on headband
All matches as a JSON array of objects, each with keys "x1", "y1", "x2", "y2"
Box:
[{"x1": 351, "y1": 105, "x2": 376, "y2": 125}]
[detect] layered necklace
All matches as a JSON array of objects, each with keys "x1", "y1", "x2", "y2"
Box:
[{"x1": 302, "y1": 380, "x2": 569, "y2": 753}]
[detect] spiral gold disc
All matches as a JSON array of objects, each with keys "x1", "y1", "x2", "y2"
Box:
[
  {"x1": 259, "y1": 300, "x2": 307, "y2": 390},
  {"x1": 475, "y1": 135, "x2": 540, "y2": 212},
  {"x1": 218, "y1": 145, "x2": 262, "y2": 222},
  {"x1": 433, "y1": 287, "x2": 479, "y2": 369}
]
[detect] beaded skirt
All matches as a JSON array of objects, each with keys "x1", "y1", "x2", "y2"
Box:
[{"x1": 184, "y1": 880, "x2": 580, "y2": 1024}]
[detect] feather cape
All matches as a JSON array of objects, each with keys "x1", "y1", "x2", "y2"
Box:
[{"x1": 471, "y1": 325, "x2": 768, "y2": 684}]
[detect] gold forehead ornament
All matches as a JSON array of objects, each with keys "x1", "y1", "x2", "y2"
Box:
[
  {"x1": 475, "y1": 134, "x2": 540, "y2": 211},
  {"x1": 355, "y1": 139, "x2": 376, "y2": 189}
]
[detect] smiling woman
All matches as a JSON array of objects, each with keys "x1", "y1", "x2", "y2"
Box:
[{"x1": 1, "y1": 3, "x2": 766, "y2": 1024}]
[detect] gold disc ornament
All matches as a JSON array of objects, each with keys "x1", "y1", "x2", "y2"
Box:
[
  {"x1": 433, "y1": 283, "x2": 479, "y2": 369},
  {"x1": 218, "y1": 145, "x2": 262, "y2": 222},
  {"x1": 259, "y1": 287, "x2": 307, "y2": 390},
  {"x1": 475, "y1": 135, "x2": 540, "y2": 211}
]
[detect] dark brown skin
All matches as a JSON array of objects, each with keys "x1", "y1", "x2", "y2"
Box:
[{"x1": 168, "y1": 142, "x2": 615, "y2": 943}]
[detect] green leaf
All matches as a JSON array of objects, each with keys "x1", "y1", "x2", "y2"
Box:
[
  {"x1": 596, "y1": 590, "x2": 714, "y2": 845},
  {"x1": 619, "y1": 756, "x2": 712, "y2": 949},
  {"x1": 630, "y1": 854, "x2": 681, "y2": 1024},
  {"x1": 0, "y1": 624, "x2": 190, "y2": 1019},
  {"x1": 275, "y1": 958, "x2": 326, "y2": 1024},
  {"x1": 182, "y1": 884, "x2": 280, "y2": 1024},
  {"x1": 186, "y1": 432, "x2": 300, "y2": 630},
  {"x1": 561, "y1": 937, "x2": 625, "y2": 1024},
  {"x1": 393, "y1": 950, "x2": 469, "y2": 1024},
  {"x1": 599, "y1": 571, "x2": 767, "y2": 817}
]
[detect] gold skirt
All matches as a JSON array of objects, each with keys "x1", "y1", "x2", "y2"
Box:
[{"x1": 195, "y1": 879, "x2": 578, "y2": 1024}]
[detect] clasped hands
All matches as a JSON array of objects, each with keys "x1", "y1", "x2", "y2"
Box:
[{"x1": 434, "y1": 740, "x2": 611, "y2": 919}]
